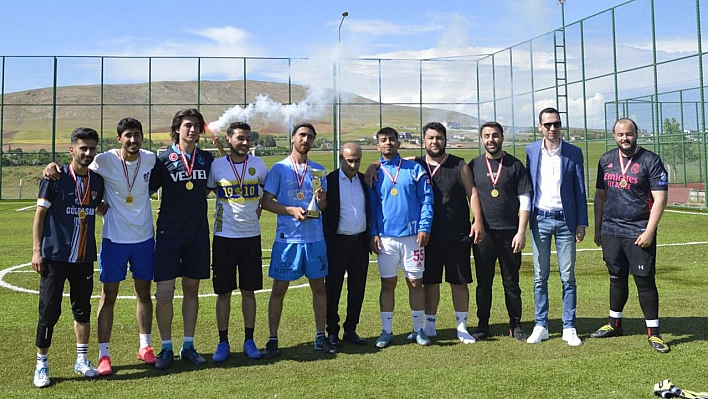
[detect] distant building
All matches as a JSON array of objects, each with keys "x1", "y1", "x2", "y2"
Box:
[{"x1": 444, "y1": 121, "x2": 460, "y2": 129}]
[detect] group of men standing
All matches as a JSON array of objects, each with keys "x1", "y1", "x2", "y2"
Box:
[{"x1": 30, "y1": 106, "x2": 671, "y2": 388}]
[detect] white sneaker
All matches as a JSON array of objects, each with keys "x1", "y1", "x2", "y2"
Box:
[
  {"x1": 74, "y1": 358, "x2": 99, "y2": 378},
  {"x1": 457, "y1": 329, "x2": 477, "y2": 344},
  {"x1": 527, "y1": 326, "x2": 549, "y2": 344},
  {"x1": 562, "y1": 328, "x2": 583, "y2": 346},
  {"x1": 34, "y1": 366, "x2": 50, "y2": 388}
]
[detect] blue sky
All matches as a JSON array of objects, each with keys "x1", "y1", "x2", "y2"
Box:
[{"x1": 3, "y1": 0, "x2": 628, "y2": 58}]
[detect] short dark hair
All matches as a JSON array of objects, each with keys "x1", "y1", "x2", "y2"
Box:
[
  {"x1": 171, "y1": 108, "x2": 206, "y2": 142},
  {"x1": 538, "y1": 107, "x2": 560, "y2": 124},
  {"x1": 423, "y1": 122, "x2": 446, "y2": 138},
  {"x1": 480, "y1": 121, "x2": 504, "y2": 135},
  {"x1": 227, "y1": 122, "x2": 251, "y2": 136},
  {"x1": 613, "y1": 118, "x2": 639, "y2": 133},
  {"x1": 291, "y1": 122, "x2": 317, "y2": 137},
  {"x1": 116, "y1": 117, "x2": 143, "y2": 137},
  {"x1": 376, "y1": 127, "x2": 399, "y2": 140},
  {"x1": 71, "y1": 127, "x2": 99, "y2": 144}
]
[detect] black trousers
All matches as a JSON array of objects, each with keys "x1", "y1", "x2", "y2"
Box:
[
  {"x1": 472, "y1": 229, "x2": 523, "y2": 329},
  {"x1": 325, "y1": 234, "x2": 369, "y2": 335}
]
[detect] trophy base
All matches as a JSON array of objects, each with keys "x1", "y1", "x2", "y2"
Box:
[{"x1": 305, "y1": 210, "x2": 321, "y2": 219}]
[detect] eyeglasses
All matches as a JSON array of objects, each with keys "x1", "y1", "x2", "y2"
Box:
[{"x1": 542, "y1": 122, "x2": 562, "y2": 129}]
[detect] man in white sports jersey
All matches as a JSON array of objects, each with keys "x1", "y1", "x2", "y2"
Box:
[
  {"x1": 207, "y1": 122, "x2": 268, "y2": 362},
  {"x1": 43, "y1": 118, "x2": 157, "y2": 375}
]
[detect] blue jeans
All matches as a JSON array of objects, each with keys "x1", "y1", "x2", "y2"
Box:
[{"x1": 530, "y1": 212, "x2": 577, "y2": 329}]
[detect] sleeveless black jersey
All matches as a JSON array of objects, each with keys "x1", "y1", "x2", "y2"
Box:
[
  {"x1": 149, "y1": 144, "x2": 214, "y2": 237},
  {"x1": 415, "y1": 154, "x2": 470, "y2": 244},
  {"x1": 595, "y1": 147, "x2": 668, "y2": 238}
]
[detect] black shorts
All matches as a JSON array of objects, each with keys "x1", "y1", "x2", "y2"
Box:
[
  {"x1": 153, "y1": 232, "x2": 211, "y2": 282},
  {"x1": 423, "y1": 239, "x2": 473, "y2": 285},
  {"x1": 212, "y1": 235, "x2": 263, "y2": 294},
  {"x1": 601, "y1": 235, "x2": 656, "y2": 277}
]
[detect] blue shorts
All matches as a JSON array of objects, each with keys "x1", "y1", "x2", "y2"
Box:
[
  {"x1": 154, "y1": 232, "x2": 211, "y2": 282},
  {"x1": 99, "y1": 238, "x2": 155, "y2": 283},
  {"x1": 268, "y1": 240, "x2": 328, "y2": 281}
]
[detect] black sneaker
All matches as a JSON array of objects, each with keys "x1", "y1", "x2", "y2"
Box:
[
  {"x1": 261, "y1": 340, "x2": 279, "y2": 359},
  {"x1": 509, "y1": 326, "x2": 528, "y2": 342},
  {"x1": 472, "y1": 328, "x2": 490, "y2": 340},
  {"x1": 155, "y1": 349, "x2": 174, "y2": 370},
  {"x1": 589, "y1": 324, "x2": 623, "y2": 338},
  {"x1": 648, "y1": 335, "x2": 670, "y2": 353},
  {"x1": 180, "y1": 347, "x2": 206, "y2": 365}
]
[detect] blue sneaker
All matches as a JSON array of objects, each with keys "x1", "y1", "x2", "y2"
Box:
[
  {"x1": 155, "y1": 349, "x2": 174, "y2": 370},
  {"x1": 180, "y1": 347, "x2": 206, "y2": 365},
  {"x1": 74, "y1": 358, "x2": 99, "y2": 378},
  {"x1": 212, "y1": 342, "x2": 230, "y2": 363},
  {"x1": 314, "y1": 335, "x2": 338, "y2": 354},
  {"x1": 375, "y1": 330, "x2": 394, "y2": 348},
  {"x1": 33, "y1": 366, "x2": 50, "y2": 388},
  {"x1": 243, "y1": 339, "x2": 261, "y2": 359},
  {"x1": 412, "y1": 330, "x2": 432, "y2": 346}
]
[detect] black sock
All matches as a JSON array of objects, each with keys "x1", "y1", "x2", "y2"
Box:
[
  {"x1": 219, "y1": 329, "x2": 228, "y2": 343},
  {"x1": 244, "y1": 328, "x2": 254, "y2": 342},
  {"x1": 609, "y1": 317, "x2": 622, "y2": 328},
  {"x1": 648, "y1": 327, "x2": 660, "y2": 337}
]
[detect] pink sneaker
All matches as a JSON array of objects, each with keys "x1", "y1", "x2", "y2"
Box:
[
  {"x1": 97, "y1": 356, "x2": 112, "y2": 376},
  {"x1": 138, "y1": 346, "x2": 157, "y2": 364}
]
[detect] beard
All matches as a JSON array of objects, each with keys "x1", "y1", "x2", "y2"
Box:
[{"x1": 425, "y1": 147, "x2": 445, "y2": 158}]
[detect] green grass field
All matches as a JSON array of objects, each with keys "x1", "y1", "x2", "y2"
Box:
[{"x1": 1, "y1": 197, "x2": 707, "y2": 398}]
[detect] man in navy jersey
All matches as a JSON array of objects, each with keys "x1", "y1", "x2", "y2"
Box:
[
  {"x1": 590, "y1": 118, "x2": 670, "y2": 353},
  {"x1": 149, "y1": 109, "x2": 215, "y2": 369},
  {"x1": 469, "y1": 122, "x2": 533, "y2": 342},
  {"x1": 207, "y1": 122, "x2": 268, "y2": 361},
  {"x1": 260, "y1": 122, "x2": 337, "y2": 358},
  {"x1": 412, "y1": 122, "x2": 484, "y2": 344},
  {"x1": 31, "y1": 127, "x2": 105, "y2": 388}
]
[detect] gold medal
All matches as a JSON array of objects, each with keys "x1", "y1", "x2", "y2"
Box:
[
  {"x1": 78, "y1": 209, "x2": 87, "y2": 220},
  {"x1": 296, "y1": 191, "x2": 305, "y2": 200},
  {"x1": 185, "y1": 180, "x2": 194, "y2": 190},
  {"x1": 235, "y1": 196, "x2": 246, "y2": 205},
  {"x1": 126, "y1": 195, "x2": 133, "y2": 204},
  {"x1": 390, "y1": 188, "x2": 398, "y2": 196},
  {"x1": 619, "y1": 179, "x2": 628, "y2": 188},
  {"x1": 491, "y1": 189, "x2": 499, "y2": 198},
  {"x1": 312, "y1": 179, "x2": 321, "y2": 190}
]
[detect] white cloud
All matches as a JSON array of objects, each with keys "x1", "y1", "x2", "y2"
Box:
[{"x1": 342, "y1": 19, "x2": 442, "y2": 36}]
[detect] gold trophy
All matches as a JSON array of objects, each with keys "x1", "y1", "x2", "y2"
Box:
[{"x1": 305, "y1": 168, "x2": 326, "y2": 219}]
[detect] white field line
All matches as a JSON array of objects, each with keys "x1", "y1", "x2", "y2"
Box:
[{"x1": 16, "y1": 205, "x2": 36, "y2": 211}]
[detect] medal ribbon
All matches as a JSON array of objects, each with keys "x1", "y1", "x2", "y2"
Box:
[
  {"x1": 228, "y1": 155, "x2": 248, "y2": 196},
  {"x1": 68, "y1": 164, "x2": 90, "y2": 206},
  {"x1": 485, "y1": 154, "x2": 504, "y2": 188},
  {"x1": 425, "y1": 153, "x2": 449, "y2": 179},
  {"x1": 289, "y1": 155, "x2": 308, "y2": 191},
  {"x1": 618, "y1": 147, "x2": 638, "y2": 181},
  {"x1": 119, "y1": 150, "x2": 141, "y2": 195},
  {"x1": 381, "y1": 157, "x2": 403, "y2": 186},
  {"x1": 177, "y1": 144, "x2": 197, "y2": 181}
]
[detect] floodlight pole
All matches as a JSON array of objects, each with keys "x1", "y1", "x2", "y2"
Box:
[{"x1": 336, "y1": 11, "x2": 348, "y2": 168}]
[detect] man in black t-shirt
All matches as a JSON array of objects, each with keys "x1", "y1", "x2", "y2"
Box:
[
  {"x1": 590, "y1": 118, "x2": 670, "y2": 353},
  {"x1": 469, "y1": 121, "x2": 533, "y2": 341}
]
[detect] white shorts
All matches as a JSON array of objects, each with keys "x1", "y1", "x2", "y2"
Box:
[{"x1": 376, "y1": 235, "x2": 425, "y2": 280}]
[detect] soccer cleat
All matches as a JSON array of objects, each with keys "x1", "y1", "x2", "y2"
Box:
[
  {"x1": 589, "y1": 324, "x2": 623, "y2": 339},
  {"x1": 74, "y1": 359, "x2": 99, "y2": 378},
  {"x1": 97, "y1": 356, "x2": 113, "y2": 376},
  {"x1": 510, "y1": 326, "x2": 529, "y2": 342},
  {"x1": 261, "y1": 340, "x2": 279, "y2": 360},
  {"x1": 155, "y1": 349, "x2": 174, "y2": 370},
  {"x1": 33, "y1": 366, "x2": 50, "y2": 388},
  {"x1": 527, "y1": 326, "x2": 549, "y2": 344},
  {"x1": 314, "y1": 335, "x2": 338, "y2": 354},
  {"x1": 412, "y1": 330, "x2": 432, "y2": 346},
  {"x1": 562, "y1": 328, "x2": 583, "y2": 346},
  {"x1": 180, "y1": 347, "x2": 206, "y2": 365},
  {"x1": 212, "y1": 342, "x2": 230, "y2": 363},
  {"x1": 243, "y1": 339, "x2": 261, "y2": 359},
  {"x1": 457, "y1": 329, "x2": 477, "y2": 344},
  {"x1": 375, "y1": 330, "x2": 394, "y2": 349},
  {"x1": 138, "y1": 346, "x2": 157, "y2": 364},
  {"x1": 648, "y1": 335, "x2": 670, "y2": 353}
]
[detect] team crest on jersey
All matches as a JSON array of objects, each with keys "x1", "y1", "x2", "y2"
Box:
[
  {"x1": 198, "y1": 155, "x2": 205, "y2": 165},
  {"x1": 169, "y1": 153, "x2": 178, "y2": 162},
  {"x1": 143, "y1": 172, "x2": 150, "y2": 182},
  {"x1": 249, "y1": 167, "x2": 256, "y2": 176},
  {"x1": 631, "y1": 163, "x2": 640, "y2": 174},
  {"x1": 91, "y1": 191, "x2": 98, "y2": 200}
]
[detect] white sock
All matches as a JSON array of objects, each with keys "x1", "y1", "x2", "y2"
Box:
[
  {"x1": 645, "y1": 319, "x2": 659, "y2": 328},
  {"x1": 36, "y1": 353, "x2": 48, "y2": 369},
  {"x1": 609, "y1": 310, "x2": 623, "y2": 318},
  {"x1": 455, "y1": 312, "x2": 469, "y2": 332},
  {"x1": 76, "y1": 343, "x2": 89, "y2": 361},
  {"x1": 139, "y1": 333, "x2": 151, "y2": 349},
  {"x1": 98, "y1": 342, "x2": 110, "y2": 359},
  {"x1": 412, "y1": 310, "x2": 425, "y2": 332},
  {"x1": 381, "y1": 312, "x2": 394, "y2": 333}
]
